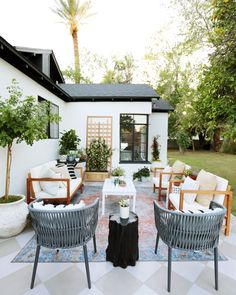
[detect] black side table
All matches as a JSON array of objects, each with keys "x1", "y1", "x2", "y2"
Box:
[{"x1": 106, "y1": 212, "x2": 139, "y2": 268}]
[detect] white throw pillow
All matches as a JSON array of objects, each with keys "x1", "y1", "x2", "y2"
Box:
[
  {"x1": 40, "y1": 167, "x2": 60, "y2": 195},
  {"x1": 182, "y1": 176, "x2": 200, "y2": 204}
]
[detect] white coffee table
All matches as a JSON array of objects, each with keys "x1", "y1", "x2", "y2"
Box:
[{"x1": 102, "y1": 178, "x2": 136, "y2": 215}]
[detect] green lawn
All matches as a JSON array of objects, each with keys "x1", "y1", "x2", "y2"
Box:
[{"x1": 168, "y1": 150, "x2": 236, "y2": 215}]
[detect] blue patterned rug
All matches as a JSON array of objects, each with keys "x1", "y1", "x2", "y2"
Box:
[{"x1": 12, "y1": 186, "x2": 226, "y2": 263}]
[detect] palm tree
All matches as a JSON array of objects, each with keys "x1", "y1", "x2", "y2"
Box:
[{"x1": 52, "y1": 0, "x2": 94, "y2": 83}]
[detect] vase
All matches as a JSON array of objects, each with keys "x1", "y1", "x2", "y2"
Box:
[
  {"x1": 0, "y1": 195, "x2": 28, "y2": 238},
  {"x1": 120, "y1": 206, "x2": 129, "y2": 219}
]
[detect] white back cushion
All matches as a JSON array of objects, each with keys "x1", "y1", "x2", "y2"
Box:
[
  {"x1": 162, "y1": 166, "x2": 172, "y2": 182},
  {"x1": 30, "y1": 161, "x2": 57, "y2": 193},
  {"x1": 182, "y1": 176, "x2": 200, "y2": 204},
  {"x1": 40, "y1": 167, "x2": 60, "y2": 196},
  {"x1": 214, "y1": 175, "x2": 228, "y2": 205}
]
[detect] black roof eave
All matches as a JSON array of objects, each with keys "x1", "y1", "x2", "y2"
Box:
[
  {"x1": 152, "y1": 108, "x2": 174, "y2": 113},
  {"x1": 69, "y1": 97, "x2": 155, "y2": 102},
  {"x1": 0, "y1": 37, "x2": 69, "y2": 101}
]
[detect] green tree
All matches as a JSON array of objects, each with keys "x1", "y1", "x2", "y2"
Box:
[
  {"x1": 0, "y1": 80, "x2": 60, "y2": 201},
  {"x1": 52, "y1": 0, "x2": 94, "y2": 83},
  {"x1": 102, "y1": 54, "x2": 135, "y2": 83}
]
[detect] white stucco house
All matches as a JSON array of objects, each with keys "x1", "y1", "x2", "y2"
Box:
[{"x1": 0, "y1": 36, "x2": 172, "y2": 196}]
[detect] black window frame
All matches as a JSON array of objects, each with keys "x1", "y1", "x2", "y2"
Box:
[
  {"x1": 120, "y1": 114, "x2": 149, "y2": 163},
  {"x1": 38, "y1": 96, "x2": 59, "y2": 139}
]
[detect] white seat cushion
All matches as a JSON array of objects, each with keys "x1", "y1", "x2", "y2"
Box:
[
  {"x1": 35, "y1": 178, "x2": 82, "y2": 199},
  {"x1": 169, "y1": 193, "x2": 207, "y2": 212}
]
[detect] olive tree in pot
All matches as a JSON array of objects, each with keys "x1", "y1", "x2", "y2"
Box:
[
  {"x1": 0, "y1": 80, "x2": 60, "y2": 238},
  {"x1": 85, "y1": 138, "x2": 112, "y2": 181}
]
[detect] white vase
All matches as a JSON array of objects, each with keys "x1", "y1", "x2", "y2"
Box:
[
  {"x1": 120, "y1": 206, "x2": 129, "y2": 219},
  {"x1": 141, "y1": 176, "x2": 149, "y2": 182},
  {"x1": 0, "y1": 195, "x2": 28, "y2": 238}
]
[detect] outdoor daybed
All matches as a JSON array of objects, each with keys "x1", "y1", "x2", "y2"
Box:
[{"x1": 26, "y1": 160, "x2": 84, "y2": 204}]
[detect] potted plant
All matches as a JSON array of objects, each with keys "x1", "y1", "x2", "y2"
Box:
[
  {"x1": 133, "y1": 167, "x2": 150, "y2": 182},
  {"x1": 0, "y1": 80, "x2": 60, "y2": 238},
  {"x1": 59, "y1": 129, "x2": 81, "y2": 161},
  {"x1": 151, "y1": 135, "x2": 162, "y2": 171},
  {"x1": 85, "y1": 138, "x2": 112, "y2": 181},
  {"x1": 119, "y1": 199, "x2": 130, "y2": 219},
  {"x1": 111, "y1": 167, "x2": 125, "y2": 181}
]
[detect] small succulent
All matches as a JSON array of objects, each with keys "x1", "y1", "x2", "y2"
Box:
[{"x1": 119, "y1": 199, "x2": 129, "y2": 207}]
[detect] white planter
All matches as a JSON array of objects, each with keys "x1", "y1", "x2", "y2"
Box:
[
  {"x1": 120, "y1": 206, "x2": 130, "y2": 219},
  {"x1": 141, "y1": 176, "x2": 150, "y2": 182},
  {"x1": 0, "y1": 195, "x2": 28, "y2": 238}
]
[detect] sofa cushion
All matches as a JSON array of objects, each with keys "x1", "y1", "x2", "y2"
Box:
[
  {"x1": 33, "y1": 200, "x2": 85, "y2": 210},
  {"x1": 30, "y1": 161, "x2": 57, "y2": 193},
  {"x1": 51, "y1": 165, "x2": 71, "y2": 179},
  {"x1": 40, "y1": 167, "x2": 60, "y2": 195},
  {"x1": 35, "y1": 178, "x2": 82, "y2": 199},
  {"x1": 182, "y1": 176, "x2": 200, "y2": 204},
  {"x1": 196, "y1": 169, "x2": 217, "y2": 207},
  {"x1": 172, "y1": 160, "x2": 185, "y2": 174},
  {"x1": 214, "y1": 175, "x2": 228, "y2": 205},
  {"x1": 169, "y1": 192, "x2": 207, "y2": 212}
]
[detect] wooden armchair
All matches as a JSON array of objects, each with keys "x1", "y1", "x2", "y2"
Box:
[{"x1": 168, "y1": 179, "x2": 233, "y2": 236}]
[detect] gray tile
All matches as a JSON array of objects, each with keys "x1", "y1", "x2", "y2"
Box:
[
  {"x1": 0, "y1": 265, "x2": 40, "y2": 295},
  {"x1": 195, "y1": 266, "x2": 236, "y2": 295},
  {"x1": 219, "y1": 242, "x2": 236, "y2": 259},
  {"x1": 0, "y1": 238, "x2": 20, "y2": 258},
  {"x1": 95, "y1": 267, "x2": 142, "y2": 295},
  {"x1": 44, "y1": 265, "x2": 87, "y2": 295},
  {"x1": 146, "y1": 265, "x2": 192, "y2": 295}
]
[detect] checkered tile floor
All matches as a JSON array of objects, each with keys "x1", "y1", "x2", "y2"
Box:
[{"x1": 1, "y1": 193, "x2": 236, "y2": 294}]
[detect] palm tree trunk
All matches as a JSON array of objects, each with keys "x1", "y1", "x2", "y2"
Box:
[
  {"x1": 4, "y1": 144, "x2": 12, "y2": 200},
  {"x1": 72, "y1": 29, "x2": 80, "y2": 83}
]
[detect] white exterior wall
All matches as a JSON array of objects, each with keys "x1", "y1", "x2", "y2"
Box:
[
  {"x1": 64, "y1": 102, "x2": 168, "y2": 178},
  {"x1": 0, "y1": 58, "x2": 66, "y2": 196},
  {"x1": 149, "y1": 113, "x2": 168, "y2": 166}
]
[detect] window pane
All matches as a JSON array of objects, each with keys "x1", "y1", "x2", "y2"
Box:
[
  {"x1": 120, "y1": 114, "x2": 133, "y2": 132},
  {"x1": 133, "y1": 115, "x2": 147, "y2": 124},
  {"x1": 49, "y1": 103, "x2": 59, "y2": 139},
  {"x1": 134, "y1": 124, "x2": 147, "y2": 161}
]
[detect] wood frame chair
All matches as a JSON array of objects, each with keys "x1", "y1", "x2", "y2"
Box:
[
  {"x1": 168, "y1": 179, "x2": 233, "y2": 236},
  {"x1": 153, "y1": 167, "x2": 185, "y2": 201},
  {"x1": 26, "y1": 166, "x2": 84, "y2": 205}
]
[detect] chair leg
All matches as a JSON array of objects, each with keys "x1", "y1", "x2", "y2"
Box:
[
  {"x1": 83, "y1": 245, "x2": 91, "y2": 289},
  {"x1": 167, "y1": 247, "x2": 172, "y2": 292},
  {"x1": 93, "y1": 234, "x2": 97, "y2": 254},
  {"x1": 214, "y1": 247, "x2": 219, "y2": 290},
  {"x1": 155, "y1": 232, "x2": 159, "y2": 254},
  {"x1": 153, "y1": 185, "x2": 156, "y2": 193},
  {"x1": 30, "y1": 244, "x2": 41, "y2": 289},
  {"x1": 158, "y1": 187, "x2": 161, "y2": 201}
]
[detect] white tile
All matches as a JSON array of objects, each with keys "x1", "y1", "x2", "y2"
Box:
[
  {"x1": 0, "y1": 252, "x2": 29, "y2": 279},
  {"x1": 206, "y1": 260, "x2": 236, "y2": 280},
  {"x1": 172, "y1": 261, "x2": 205, "y2": 282},
  {"x1": 36, "y1": 263, "x2": 73, "y2": 282},
  {"x1": 23, "y1": 283, "x2": 51, "y2": 295},
  {"x1": 133, "y1": 284, "x2": 158, "y2": 295},
  {"x1": 126, "y1": 261, "x2": 162, "y2": 282},
  {"x1": 77, "y1": 261, "x2": 113, "y2": 282},
  {"x1": 187, "y1": 284, "x2": 212, "y2": 295}
]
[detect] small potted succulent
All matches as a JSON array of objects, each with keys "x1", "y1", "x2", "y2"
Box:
[{"x1": 119, "y1": 199, "x2": 130, "y2": 219}]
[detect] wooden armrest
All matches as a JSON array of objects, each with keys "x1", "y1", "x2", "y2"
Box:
[
  {"x1": 160, "y1": 172, "x2": 184, "y2": 175},
  {"x1": 29, "y1": 177, "x2": 70, "y2": 182},
  {"x1": 169, "y1": 179, "x2": 184, "y2": 183}
]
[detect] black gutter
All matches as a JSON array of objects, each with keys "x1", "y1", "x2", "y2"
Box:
[
  {"x1": 69, "y1": 97, "x2": 154, "y2": 102},
  {"x1": 0, "y1": 36, "x2": 70, "y2": 102}
]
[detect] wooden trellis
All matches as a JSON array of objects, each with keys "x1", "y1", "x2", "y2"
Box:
[{"x1": 86, "y1": 116, "x2": 113, "y2": 168}]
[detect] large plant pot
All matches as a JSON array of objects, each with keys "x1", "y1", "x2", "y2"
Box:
[
  {"x1": 0, "y1": 195, "x2": 28, "y2": 238},
  {"x1": 84, "y1": 171, "x2": 110, "y2": 182}
]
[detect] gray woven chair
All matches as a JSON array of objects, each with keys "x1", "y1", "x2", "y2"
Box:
[
  {"x1": 28, "y1": 198, "x2": 99, "y2": 289},
  {"x1": 153, "y1": 200, "x2": 226, "y2": 292}
]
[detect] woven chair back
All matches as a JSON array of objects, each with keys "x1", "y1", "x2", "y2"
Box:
[
  {"x1": 29, "y1": 198, "x2": 99, "y2": 249},
  {"x1": 154, "y1": 201, "x2": 225, "y2": 251}
]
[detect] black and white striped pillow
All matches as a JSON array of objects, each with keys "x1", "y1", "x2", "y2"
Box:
[{"x1": 56, "y1": 163, "x2": 77, "y2": 179}]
